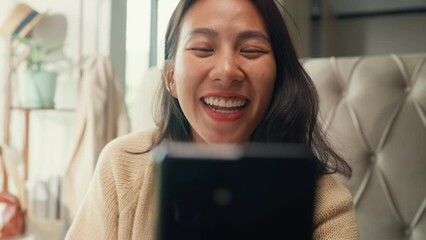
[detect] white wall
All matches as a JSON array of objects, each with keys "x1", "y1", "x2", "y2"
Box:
[
  {"x1": 0, "y1": 2, "x2": 16, "y2": 143},
  {"x1": 330, "y1": 0, "x2": 426, "y2": 14},
  {"x1": 281, "y1": 0, "x2": 312, "y2": 57},
  {"x1": 334, "y1": 13, "x2": 426, "y2": 56},
  {"x1": 312, "y1": 0, "x2": 426, "y2": 57}
]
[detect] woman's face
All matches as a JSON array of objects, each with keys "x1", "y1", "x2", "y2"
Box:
[{"x1": 169, "y1": 0, "x2": 276, "y2": 143}]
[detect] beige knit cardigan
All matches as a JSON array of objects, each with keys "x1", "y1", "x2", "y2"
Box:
[{"x1": 65, "y1": 129, "x2": 359, "y2": 240}]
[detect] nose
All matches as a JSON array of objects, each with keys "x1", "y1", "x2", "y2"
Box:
[{"x1": 209, "y1": 50, "x2": 244, "y2": 86}]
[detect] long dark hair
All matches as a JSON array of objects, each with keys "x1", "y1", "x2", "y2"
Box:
[{"x1": 153, "y1": 0, "x2": 352, "y2": 177}]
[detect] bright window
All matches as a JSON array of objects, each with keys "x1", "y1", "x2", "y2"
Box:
[
  {"x1": 125, "y1": 0, "x2": 179, "y2": 126},
  {"x1": 157, "y1": 0, "x2": 180, "y2": 67}
]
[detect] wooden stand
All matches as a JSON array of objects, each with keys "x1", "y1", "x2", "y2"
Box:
[
  {"x1": 9, "y1": 107, "x2": 74, "y2": 181},
  {"x1": 3, "y1": 36, "x2": 30, "y2": 180},
  {"x1": 3, "y1": 36, "x2": 13, "y2": 146}
]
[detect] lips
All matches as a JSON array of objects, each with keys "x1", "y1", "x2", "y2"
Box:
[{"x1": 201, "y1": 95, "x2": 250, "y2": 121}]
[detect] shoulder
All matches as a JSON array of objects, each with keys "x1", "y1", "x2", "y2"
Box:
[
  {"x1": 94, "y1": 128, "x2": 160, "y2": 209},
  {"x1": 95, "y1": 128, "x2": 159, "y2": 183},
  {"x1": 313, "y1": 174, "x2": 358, "y2": 239},
  {"x1": 99, "y1": 128, "x2": 158, "y2": 164},
  {"x1": 102, "y1": 128, "x2": 159, "y2": 155},
  {"x1": 316, "y1": 174, "x2": 353, "y2": 206}
]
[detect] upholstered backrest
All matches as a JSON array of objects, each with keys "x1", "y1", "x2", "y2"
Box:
[{"x1": 302, "y1": 54, "x2": 426, "y2": 240}]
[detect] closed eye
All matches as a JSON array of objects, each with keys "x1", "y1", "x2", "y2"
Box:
[
  {"x1": 189, "y1": 48, "x2": 213, "y2": 52},
  {"x1": 241, "y1": 49, "x2": 269, "y2": 59},
  {"x1": 188, "y1": 48, "x2": 214, "y2": 57},
  {"x1": 241, "y1": 49, "x2": 267, "y2": 54}
]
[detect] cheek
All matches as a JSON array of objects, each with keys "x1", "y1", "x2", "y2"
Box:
[
  {"x1": 174, "y1": 55, "x2": 206, "y2": 95},
  {"x1": 173, "y1": 54, "x2": 191, "y2": 94},
  {"x1": 254, "y1": 69, "x2": 276, "y2": 99},
  {"x1": 262, "y1": 74, "x2": 276, "y2": 102},
  {"x1": 257, "y1": 77, "x2": 276, "y2": 112}
]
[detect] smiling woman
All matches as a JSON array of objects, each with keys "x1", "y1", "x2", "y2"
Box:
[
  {"x1": 65, "y1": 0, "x2": 358, "y2": 239},
  {"x1": 167, "y1": 0, "x2": 276, "y2": 143}
]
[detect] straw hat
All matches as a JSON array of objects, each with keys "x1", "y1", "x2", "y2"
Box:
[{"x1": 0, "y1": 3, "x2": 45, "y2": 38}]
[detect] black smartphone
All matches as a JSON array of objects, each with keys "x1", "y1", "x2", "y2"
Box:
[{"x1": 154, "y1": 143, "x2": 319, "y2": 240}]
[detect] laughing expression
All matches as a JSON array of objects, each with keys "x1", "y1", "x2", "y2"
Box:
[{"x1": 169, "y1": 0, "x2": 276, "y2": 143}]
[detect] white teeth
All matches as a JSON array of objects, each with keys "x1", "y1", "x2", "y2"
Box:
[
  {"x1": 214, "y1": 98, "x2": 219, "y2": 106},
  {"x1": 203, "y1": 97, "x2": 247, "y2": 108}
]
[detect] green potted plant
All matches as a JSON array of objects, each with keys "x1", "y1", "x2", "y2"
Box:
[{"x1": 14, "y1": 35, "x2": 62, "y2": 109}]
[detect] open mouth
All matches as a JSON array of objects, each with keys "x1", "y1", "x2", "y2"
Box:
[{"x1": 202, "y1": 96, "x2": 249, "y2": 114}]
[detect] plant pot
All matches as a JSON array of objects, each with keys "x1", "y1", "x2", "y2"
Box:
[{"x1": 18, "y1": 69, "x2": 58, "y2": 109}]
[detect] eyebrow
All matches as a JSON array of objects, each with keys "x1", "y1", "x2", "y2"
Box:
[
  {"x1": 187, "y1": 28, "x2": 219, "y2": 39},
  {"x1": 236, "y1": 30, "x2": 271, "y2": 44},
  {"x1": 187, "y1": 28, "x2": 270, "y2": 44}
]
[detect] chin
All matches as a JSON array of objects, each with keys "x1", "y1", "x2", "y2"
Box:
[{"x1": 192, "y1": 127, "x2": 251, "y2": 144}]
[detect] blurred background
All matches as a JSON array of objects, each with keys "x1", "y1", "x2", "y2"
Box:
[{"x1": 0, "y1": 0, "x2": 425, "y2": 239}]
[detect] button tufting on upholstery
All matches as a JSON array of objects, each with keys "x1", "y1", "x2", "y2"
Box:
[
  {"x1": 404, "y1": 228, "x2": 412, "y2": 238},
  {"x1": 405, "y1": 86, "x2": 412, "y2": 93},
  {"x1": 369, "y1": 153, "x2": 376, "y2": 163},
  {"x1": 303, "y1": 54, "x2": 426, "y2": 240}
]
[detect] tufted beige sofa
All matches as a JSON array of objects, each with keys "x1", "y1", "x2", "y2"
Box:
[
  {"x1": 134, "y1": 54, "x2": 426, "y2": 239},
  {"x1": 302, "y1": 54, "x2": 426, "y2": 240}
]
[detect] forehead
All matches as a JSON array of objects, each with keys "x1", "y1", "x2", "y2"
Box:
[{"x1": 180, "y1": 0, "x2": 268, "y2": 36}]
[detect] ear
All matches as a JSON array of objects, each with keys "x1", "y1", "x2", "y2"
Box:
[{"x1": 167, "y1": 68, "x2": 178, "y2": 98}]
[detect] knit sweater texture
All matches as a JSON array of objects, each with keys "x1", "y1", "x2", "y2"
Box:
[{"x1": 65, "y1": 129, "x2": 359, "y2": 240}]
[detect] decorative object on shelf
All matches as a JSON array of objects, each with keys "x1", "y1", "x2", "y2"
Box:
[
  {"x1": 0, "y1": 2, "x2": 50, "y2": 112},
  {"x1": 14, "y1": 36, "x2": 62, "y2": 109},
  {"x1": 0, "y1": 3, "x2": 45, "y2": 45},
  {"x1": 32, "y1": 13, "x2": 75, "y2": 110}
]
